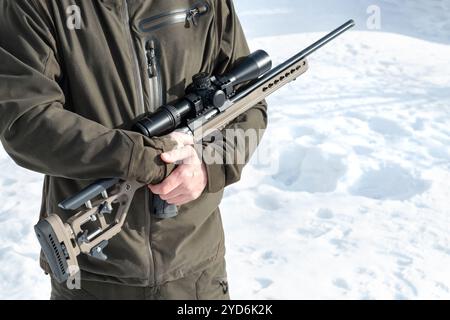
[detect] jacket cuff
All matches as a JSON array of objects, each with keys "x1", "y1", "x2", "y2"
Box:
[
  {"x1": 150, "y1": 137, "x2": 178, "y2": 184},
  {"x1": 127, "y1": 134, "x2": 177, "y2": 185}
]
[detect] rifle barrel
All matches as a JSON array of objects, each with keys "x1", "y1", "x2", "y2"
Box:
[{"x1": 231, "y1": 19, "x2": 355, "y2": 103}]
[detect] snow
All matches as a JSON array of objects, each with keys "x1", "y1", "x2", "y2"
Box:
[
  {"x1": 235, "y1": 0, "x2": 450, "y2": 45},
  {"x1": 0, "y1": 150, "x2": 50, "y2": 299},
  {"x1": 0, "y1": 0, "x2": 449, "y2": 300}
]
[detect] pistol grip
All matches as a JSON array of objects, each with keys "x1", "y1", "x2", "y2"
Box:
[{"x1": 152, "y1": 194, "x2": 178, "y2": 219}]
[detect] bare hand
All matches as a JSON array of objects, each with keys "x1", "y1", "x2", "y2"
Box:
[{"x1": 149, "y1": 132, "x2": 207, "y2": 206}]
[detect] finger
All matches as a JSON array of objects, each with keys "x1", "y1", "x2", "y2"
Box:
[
  {"x1": 159, "y1": 184, "x2": 186, "y2": 201},
  {"x1": 155, "y1": 165, "x2": 190, "y2": 200},
  {"x1": 166, "y1": 195, "x2": 193, "y2": 206},
  {"x1": 169, "y1": 132, "x2": 194, "y2": 147},
  {"x1": 149, "y1": 169, "x2": 183, "y2": 195},
  {"x1": 161, "y1": 146, "x2": 196, "y2": 164}
]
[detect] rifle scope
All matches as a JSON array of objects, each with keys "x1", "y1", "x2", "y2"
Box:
[{"x1": 133, "y1": 50, "x2": 272, "y2": 138}]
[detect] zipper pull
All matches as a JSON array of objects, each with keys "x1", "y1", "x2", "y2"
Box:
[
  {"x1": 185, "y1": 4, "x2": 208, "y2": 28},
  {"x1": 145, "y1": 41, "x2": 157, "y2": 78},
  {"x1": 185, "y1": 9, "x2": 198, "y2": 28}
]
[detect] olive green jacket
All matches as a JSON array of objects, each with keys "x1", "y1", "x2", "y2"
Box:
[{"x1": 0, "y1": 0, "x2": 267, "y2": 286}]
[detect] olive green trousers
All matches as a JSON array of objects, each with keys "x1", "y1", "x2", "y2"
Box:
[{"x1": 51, "y1": 258, "x2": 229, "y2": 300}]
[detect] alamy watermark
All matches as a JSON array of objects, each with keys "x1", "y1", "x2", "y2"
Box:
[
  {"x1": 66, "y1": 5, "x2": 82, "y2": 30},
  {"x1": 182, "y1": 127, "x2": 281, "y2": 175},
  {"x1": 66, "y1": 265, "x2": 81, "y2": 290},
  {"x1": 366, "y1": 5, "x2": 381, "y2": 30}
]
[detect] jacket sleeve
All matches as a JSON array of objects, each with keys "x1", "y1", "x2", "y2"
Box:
[
  {"x1": 0, "y1": 1, "x2": 174, "y2": 185},
  {"x1": 204, "y1": 0, "x2": 268, "y2": 193}
]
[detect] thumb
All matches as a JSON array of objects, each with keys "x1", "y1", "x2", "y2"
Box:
[
  {"x1": 161, "y1": 146, "x2": 195, "y2": 164},
  {"x1": 169, "y1": 132, "x2": 194, "y2": 147}
]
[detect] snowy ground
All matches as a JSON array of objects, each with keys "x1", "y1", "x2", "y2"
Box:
[{"x1": 0, "y1": 1, "x2": 449, "y2": 300}]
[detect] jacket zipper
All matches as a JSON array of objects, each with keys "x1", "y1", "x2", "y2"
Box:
[
  {"x1": 145, "y1": 40, "x2": 164, "y2": 111},
  {"x1": 144, "y1": 39, "x2": 164, "y2": 287},
  {"x1": 122, "y1": 2, "x2": 208, "y2": 286},
  {"x1": 122, "y1": 0, "x2": 154, "y2": 285},
  {"x1": 139, "y1": 3, "x2": 209, "y2": 33}
]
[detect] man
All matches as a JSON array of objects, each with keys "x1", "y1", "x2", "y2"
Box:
[{"x1": 0, "y1": 0, "x2": 267, "y2": 300}]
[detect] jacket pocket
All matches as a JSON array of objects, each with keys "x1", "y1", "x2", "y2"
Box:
[
  {"x1": 138, "y1": 2, "x2": 210, "y2": 33},
  {"x1": 137, "y1": 0, "x2": 215, "y2": 102}
]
